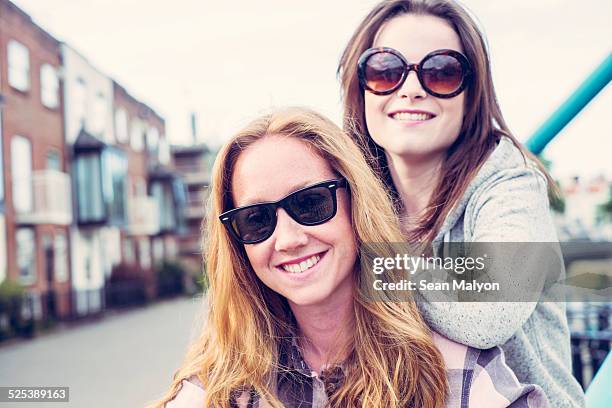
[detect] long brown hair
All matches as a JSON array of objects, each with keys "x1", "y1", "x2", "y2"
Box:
[
  {"x1": 151, "y1": 107, "x2": 447, "y2": 407},
  {"x1": 338, "y1": 0, "x2": 556, "y2": 243}
]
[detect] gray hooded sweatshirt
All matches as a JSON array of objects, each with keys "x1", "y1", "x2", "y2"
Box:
[{"x1": 416, "y1": 137, "x2": 585, "y2": 407}]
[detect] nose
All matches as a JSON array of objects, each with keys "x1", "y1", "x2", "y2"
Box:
[
  {"x1": 397, "y1": 70, "x2": 426, "y2": 101},
  {"x1": 273, "y1": 209, "x2": 308, "y2": 252}
]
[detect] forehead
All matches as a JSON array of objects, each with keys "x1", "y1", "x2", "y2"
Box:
[
  {"x1": 373, "y1": 13, "x2": 462, "y2": 62},
  {"x1": 231, "y1": 135, "x2": 336, "y2": 206}
]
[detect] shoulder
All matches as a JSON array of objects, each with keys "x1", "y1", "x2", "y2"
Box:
[
  {"x1": 463, "y1": 138, "x2": 556, "y2": 241},
  {"x1": 437, "y1": 137, "x2": 552, "y2": 242},
  {"x1": 471, "y1": 137, "x2": 548, "y2": 200},
  {"x1": 164, "y1": 377, "x2": 205, "y2": 408}
]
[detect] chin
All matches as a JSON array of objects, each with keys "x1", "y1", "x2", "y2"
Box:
[{"x1": 286, "y1": 291, "x2": 328, "y2": 307}]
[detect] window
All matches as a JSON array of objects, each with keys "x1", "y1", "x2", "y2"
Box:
[
  {"x1": 40, "y1": 64, "x2": 59, "y2": 108},
  {"x1": 75, "y1": 147, "x2": 127, "y2": 225},
  {"x1": 47, "y1": 150, "x2": 61, "y2": 171},
  {"x1": 102, "y1": 148, "x2": 128, "y2": 225},
  {"x1": 123, "y1": 237, "x2": 134, "y2": 264},
  {"x1": 75, "y1": 152, "x2": 104, "y2": 222},
  {"x1": 0, "y1": 217, "x2": 6, "y2": 283},
  {"x1": 139, "y1": 238, "x2": 151, "y2": 269},
  {"x1": 16, "y1": 228, "x2": 36, "y2": 284},
  {"x1": 114, "y1": 108, "x2": 129, "y2": 144},
  {"x1": 54, "y1": 231, "x2": 68, "y2": 282},
  {"x1": 11, "y1": 136, "x2": 33, "y2": 213},
  {"x1": 130, "y1": 118, "x2": 144, "y2": 152},
  {"x1": 152, "y1": 237, "x2": 164, "y2": 264},
  {"x1": 146, "y1": 126, "x2": 159, "y2": 152},
  {"x1": 91, "y1": 92, "x2": 107, "y2": 137},
  {"x1": 0, "y1": 109, "x2": 4, "y2": 205},
  {"x1": 151, "y1": 181, "x2": 177, "y2": 231},
  {"x1": 8, "y1": 40, "x2": 30, "y2": 91},
  {"x1": 165, "y1": 237, "x2": 178, "y2": 259},
  {"x1": 72, "y1": 77, "x2": 87, "y2": 134},
  {"x1": 158, "y1": 137, "x2": 171, "y2": 165}
]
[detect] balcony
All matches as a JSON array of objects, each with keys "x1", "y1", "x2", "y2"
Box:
[
  {"x1": 178, "y1": 234, "x2": 202, "y2": 256},
  {"x1": 174, "y1": 163, "x2": 211, "y2": 186},
  {"x1": 15, "y1": 170, "x2": 72, "y2": 225},
  {"x1": 127, "y1": 195, "x2": 159, "y2": 236},
  {"x1": 184, "y1": 189, "x2": 208, "y2": 220}
]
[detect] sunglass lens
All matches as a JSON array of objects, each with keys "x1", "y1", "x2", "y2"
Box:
[
  {"x1": 364, "y1": 52, "x2": 405, "y2": 93},
  {"x1": 421, "y1": 54, "x2": 465, "y2": 95},
  {"x1": 287, "y1": 186, "x2": 335, "y2": 225},
  {"x1": 232, "y1": 205, "x2": 275, "y2": 243}
]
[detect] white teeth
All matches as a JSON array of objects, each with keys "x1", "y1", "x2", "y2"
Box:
[
  {"x1": 281, "y1": 254, "x2": 321, "y2": 274},
  {"x1": 391, "y1": 112, "x2": 433, "y2": 121}
]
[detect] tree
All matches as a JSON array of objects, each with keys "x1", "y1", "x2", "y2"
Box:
[
  {"x1": 596, "y1": 185, "x2": 612, "y2": 223},
  {"x1": 538, "y1": 155, "x2": 566, "y2": 214}
]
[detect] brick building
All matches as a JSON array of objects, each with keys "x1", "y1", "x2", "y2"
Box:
[
  {"x1": 0, "y1": 0, "x2": 186, "y2": 324},
  {"x1": 113, "y1": 81, "x2": 182, "y2": 298},
  {"x1": 0, "y1": 0, "x2": 72, "y2": 319}
]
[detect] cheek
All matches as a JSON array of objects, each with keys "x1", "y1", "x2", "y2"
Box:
[
  {"x1": 333, "y1": 199, "x2": 358, "y2": 253},
  {"x1": 443, "y1": 95, "x2": 465, "y2": 135},
  {"x1": 364, "y1": 93, "x2": 389, "y2": 142},
  {"x1": 244, "y1": 245, "x2": 271, "y2": 277}
]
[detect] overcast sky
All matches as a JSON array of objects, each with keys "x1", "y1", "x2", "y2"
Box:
[{"x1": 10, "y1": 0, "x2": 612, "y2": 179}]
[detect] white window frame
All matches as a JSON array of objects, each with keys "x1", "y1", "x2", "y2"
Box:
[
  {"x1": 73, "y1": 77, "x2": 88, "y2": 129},
  {"x1": 7, "y1": 40, "x2": 30, "y2": 92},
  {"x1": 158, "y1": 137, "x2": 170, "y2": 165},
  {"x1": 130, "y1": 118, "x2": 144, "y2": 152},
  {"x1": 152, "y1": 237, "x2": 164, "y2": 264},
  {"x1": 123, "y1": 237, "x2": 135, "y2": 264},
  {"x1": 11, "y1": 135, "x2": 33, "y2": 214},
  {"x1": 0, "y1": 217, "x2": 7, "y2": 283},
  {"x1": 114, "y1": 108, "x2": 129, "y2": 144},
  {"x1": 146, "y1": 126, "x2": 159, "y2": 152},
  {"x1": 139, "y1": 238, "x2": 151, "y2": 270},
  {"x1": 40, "y1": 64, "x2": 60, "y2": 108},
  {"x1": 91, "y1": 92, "x2": 107, "y2": 138},
  {"x1": 16, "y1": 228, "x2": 36, "y2": 285}
]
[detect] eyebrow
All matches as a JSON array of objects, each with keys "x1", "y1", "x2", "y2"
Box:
[{"x1": 239, "y1": 178, "x2": 328, "y2": 207}]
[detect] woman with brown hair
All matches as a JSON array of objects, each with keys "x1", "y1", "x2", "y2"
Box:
[
  {"x1": 152, "y1": 107, "x2": 547, "y2": 407},
  {"x1": 338, "y1": 1, "x2": 584, "y2": 407}
]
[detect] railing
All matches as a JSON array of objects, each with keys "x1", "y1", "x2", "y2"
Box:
[
  {"x1": 14, "y1": 170, "x2": 72, "y2": 225},
  {"x1": 174, "y1": 162, "x2": 211, "y2": 185},
  {"x1": 526, "y1": 52, "x2": 612, "y2": 155},
  {"x1": 181, "y1": 171, "x2": 211, "y2": 185},
  {"x1": 523, "y1": 52, "x2": 612, "y2": 391},
  {"x1": 567, "y1": 304, "x2": 612, "y2": 389},
  {"x1": 178, "y1": 234, "x2": 202, "y2": 256}
]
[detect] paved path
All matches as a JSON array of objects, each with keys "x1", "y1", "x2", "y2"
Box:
[{"x1": 0, "y1": 295, "x2": 205, "y2": 407}]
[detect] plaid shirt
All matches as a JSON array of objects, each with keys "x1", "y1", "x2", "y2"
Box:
[{"x1": 167, "y1": 333, "x2": 549, "y2": 408}]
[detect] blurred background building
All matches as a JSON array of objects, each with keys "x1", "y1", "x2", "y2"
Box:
[{"x1": 0, "y1": 0, "x2": 210, "y2": 328}]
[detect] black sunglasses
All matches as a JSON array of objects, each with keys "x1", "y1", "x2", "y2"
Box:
[
  {"x1": 358, "y1": 47, "x2": 472, "y2": 98},
  {"x1": 219, "y1": 179, "x2": 348, "y2": 244}
]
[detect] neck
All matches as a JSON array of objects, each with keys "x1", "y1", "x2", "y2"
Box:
[
  {"x1": 386, "y1": 152, "x2": 444, "y2": 229},
  {"x1": 288, "y1": 281, "x2": 354, "y2": 373}
]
